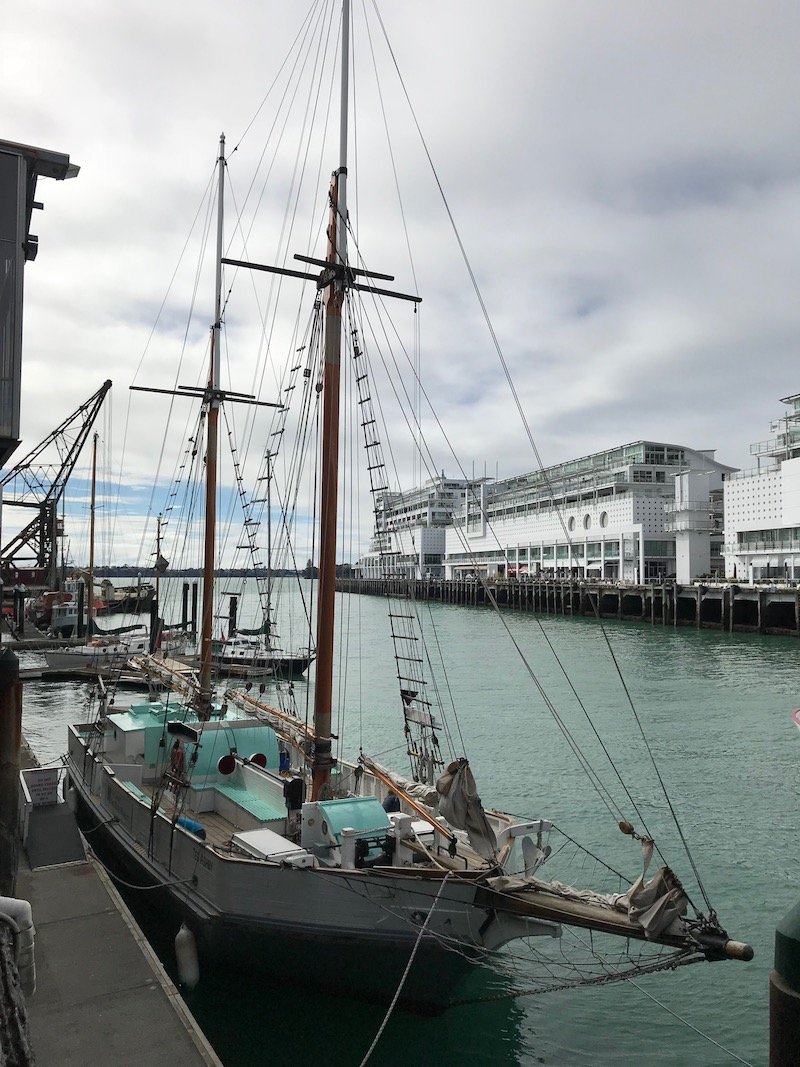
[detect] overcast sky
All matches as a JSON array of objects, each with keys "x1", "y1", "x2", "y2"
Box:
[{"x1": 2, "y1": 0, "x2": 799, "y2": 565}]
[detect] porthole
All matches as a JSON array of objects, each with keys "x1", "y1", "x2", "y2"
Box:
[
  {"x1": 583, "y1": 514, "x2": 591, "y2": 530},
  {"x1": 568, "y1": 517, "x2": 576, "y2": 532},
  {"x1": 599, "y1": 511, "x2": 609, "y2": 528}
]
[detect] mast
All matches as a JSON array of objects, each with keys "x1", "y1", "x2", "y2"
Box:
[
  {"x1": 266, "y1": 452, "x2": 272, "y2": 637},
  {"x1": 198, "y1": 133, "x2": 226, "y2": 717},
  {"x1": 86, "y1": 431, "x2": 98, "y2": 635},
  {"x1": 311, "y1": 0, "x2": 350, "y2": 800},
  {"x1": 155, "y1": 514, "x2": 161, "y2": 605},
  {"x1": 154, "y1": 513, "x2": 162, "y2": 649}
]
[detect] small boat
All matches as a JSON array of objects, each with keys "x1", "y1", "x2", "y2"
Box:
[
  {"x1": 105, "y1": 581, "x2": 156, "y2": 615},
  {"x1": 792, "y1": 708, "x2": 800, "y2": 731},
  {"x1": 47, "y1": 578, "x2": 108, "y2": 637},
  {"x1": 26, "y1": 588, "x2": 71, "y2": 630},
  {"x1": 65, "y1": 2, "x2": 751, "y2": 1014},
  {"x1": 44, "y1": 627, "x2": 149, "y2": 671},
  {"x1": 211, "y1": 634, "x2": 314, "y2": 678},
  {"x1": 48, "y1": 442, "x2": 189, "y2": 667}
]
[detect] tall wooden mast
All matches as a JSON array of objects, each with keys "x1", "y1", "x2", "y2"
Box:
[
  {"x1": 311, "y1": 0, "x2": 351, "y2": 800},
  {"x1": 129, "y1": 133, "x2": 279, "y2": 694},
  {"x1": 198, "y1": 133, "x2": 226, "y2": 717},
  {"x1": 214, "y1": 0, "x2": 416, "y2": 780}
]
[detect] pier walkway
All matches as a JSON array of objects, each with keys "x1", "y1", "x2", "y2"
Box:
[
  {"x1": 16, "y1": 749, "x2": 220, "y2": 1067},
  {"x1": 337, "y1": 577, "x2": 800, "y2": 637}
]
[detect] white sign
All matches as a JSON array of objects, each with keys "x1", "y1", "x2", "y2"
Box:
[{"x1": 24, "y1": 768, "x2": 60, "y2": 806}]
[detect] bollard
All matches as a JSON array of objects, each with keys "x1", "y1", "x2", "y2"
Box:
[{"x1": 770, "y1": 900, "x2": 800, "y2": 1064}]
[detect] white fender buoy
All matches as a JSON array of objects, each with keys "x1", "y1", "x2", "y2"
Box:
[
  {"x1": 0, "y1": 897, "x2": 35, "y2": 996},
  {"x1": 66, "y1": 786, "x2": 77, "y2": 813},
  {"x1": 175, "y1": 922, "x2": 200, "y2": 990}
]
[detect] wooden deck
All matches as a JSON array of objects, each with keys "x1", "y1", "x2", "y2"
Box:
[{"x1": 136, "y1": 781, "x2": 245, "y2": 851}]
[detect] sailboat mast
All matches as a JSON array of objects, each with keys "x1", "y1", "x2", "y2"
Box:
[
  {"x1": 87, "y1": 431, "x2": 97, "y2": 634},
  {"x1": 311, "y1": 0, "x2": 350, "y2": 800},
  {"x1": 198, "y1": 133, "x2": 226, "y2": 715},
  {"x1": 155, "y1": 513, "x2": 162, "y2": 606},
  {"x1": 154, "y1": 512, "x2": 162, "y2": 649},
  {"x1": 266, "y1": 453, "x2": 272, "y2": 632}
]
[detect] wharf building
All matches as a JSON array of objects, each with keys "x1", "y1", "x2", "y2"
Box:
[
  {"x1": 357, "y1": 442, "x2": 734, "y2": 583},
  {"x1": 359, "y1": 475, "x2": 469, "y2": 580},
  {"x1": 724, "y1": 393, "x2": 800, "y2": 583}
]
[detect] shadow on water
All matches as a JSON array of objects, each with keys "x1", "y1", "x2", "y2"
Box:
[{"x1": 114, "y1": 883, "x2": 528, "y2": 1067}]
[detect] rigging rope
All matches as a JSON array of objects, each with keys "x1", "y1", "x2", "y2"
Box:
[
  {"x1": 364, "y1": 0, "x2": 712, "y2": 911},
  {"x1": 358, "y1": 873, "x2": 452, "y2": 1066},
  {"x1": 625, "y1": 975, "x2": 755, "y2": 1066}
]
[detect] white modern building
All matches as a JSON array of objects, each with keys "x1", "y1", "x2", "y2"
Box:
[
  {"x1": 445, "y1": 441, "x2": 733, "y2": 582},
  {"x1": 664, "y1": 468, "x2": 727, "y2": 584},
  {"x1": 724, "y1": 393, "x2": 800, "y2": 582},
  {"x1": 358, "y1": 475, "x2": 470, "y2": 579},
  {"x1": 358, "y1": 442, "x2": 735, "y2": 583}
]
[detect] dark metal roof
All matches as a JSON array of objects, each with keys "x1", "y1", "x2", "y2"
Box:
[{"x1": 0, "y1": 138, "x2": 79, "y2": 181}]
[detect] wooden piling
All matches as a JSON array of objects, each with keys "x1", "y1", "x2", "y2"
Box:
[{"x1": 0, "y1": 648, "x2": 22, "y2": 898}]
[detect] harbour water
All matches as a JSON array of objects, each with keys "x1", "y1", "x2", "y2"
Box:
[{"x1": 18, "y1": 578, "x2": 797, "y2": 1065}]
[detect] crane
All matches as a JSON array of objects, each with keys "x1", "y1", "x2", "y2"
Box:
[{"x1": 0, "y1": 380, "x2": 112, "y2": 589}]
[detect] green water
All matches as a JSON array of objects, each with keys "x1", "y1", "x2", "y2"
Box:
[{"x1": 20, "y1": 580, "x2": 798, "y2": 1065}]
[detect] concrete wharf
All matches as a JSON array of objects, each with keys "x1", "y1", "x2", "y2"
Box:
[{"x1": 337, "y1": 577, "x2": 800, "y2": 637}]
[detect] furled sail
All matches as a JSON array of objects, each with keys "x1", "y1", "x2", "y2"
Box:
[
  {"x1": 89, "y1": 619, "x2": 147, "y2": 637},
  {"x1": 436, "y1": 758, "x2": 498, "y2": 860},
  {"x1": 235, "y1": 620, "x2": 271, "y2": 637},
  {"x1": 612, "y1": 837, "x2": 689, "y2": 938},
  {"x1": 487, "y1": 837, "x2": 690, "y2": 941}
]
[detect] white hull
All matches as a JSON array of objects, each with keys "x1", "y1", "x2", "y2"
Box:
[
  {"x1": 65, "y1": 716, "x2": 553, "y2": 1008},
  {"x1": 46, "y1": 631, "x2": 186, "y2": 671},
  {"x1": 212, "y1": 637, "x2": 314, "y2": 677},
  {"x1": 46, "y1": 648, "x2": 131, "y2": 671}
]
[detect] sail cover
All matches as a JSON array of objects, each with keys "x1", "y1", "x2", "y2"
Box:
[
  {"x1": 436, "y1": 759, "x2": 498, "y2": 860},
  {"x1": 612, "y1": 837, "x2": 689, "y2": 938},
  {"x1": 235, "y1": 621, "x2": 271, "y2": 637},
  {"x1": 487, "y1": 836, "x2": 689, "y2": 940}
]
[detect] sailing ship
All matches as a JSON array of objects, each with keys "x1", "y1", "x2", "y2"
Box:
[
  {"x1": 65, "y1": 1, "x2": 752, "y2": 1011},
  {"x1": 209, "y1": 450, "x2": 315, "y2": 678}
]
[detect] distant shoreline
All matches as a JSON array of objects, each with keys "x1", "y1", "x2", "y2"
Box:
[{"x1": 88, "y1": 567, "x2": 354, "y2": 579}]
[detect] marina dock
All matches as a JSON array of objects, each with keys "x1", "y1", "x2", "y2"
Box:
[
  {"x1": 337, "y1": 577, "x2": 800, "y2": 637},
  {"x1": 14, "y1": 746, "x2": 221, "y2": 1066}
]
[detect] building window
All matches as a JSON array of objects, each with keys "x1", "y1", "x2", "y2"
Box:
[
  {"x1": 583, "y1": 514, "x2": 591, "y2": 530},
  {"x1": 568, "y1": 516, "x2": 576, "y2": 532},
  {"x1": 599, "y1": 511, "x2": 608, "y2": 528}
]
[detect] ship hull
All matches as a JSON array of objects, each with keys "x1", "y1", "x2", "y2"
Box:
[{"x1": 67, "y1": 759, "x2": 483, "y2": 1010}]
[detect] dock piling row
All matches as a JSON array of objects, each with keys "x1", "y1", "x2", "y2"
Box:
[{"x1": 335, "y1": 578, "x2": 800, "y2": 637}]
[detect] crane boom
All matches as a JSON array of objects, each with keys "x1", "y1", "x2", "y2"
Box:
[{"x1": 0, "y1": 380, "x2": 112, "y2": 587}]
